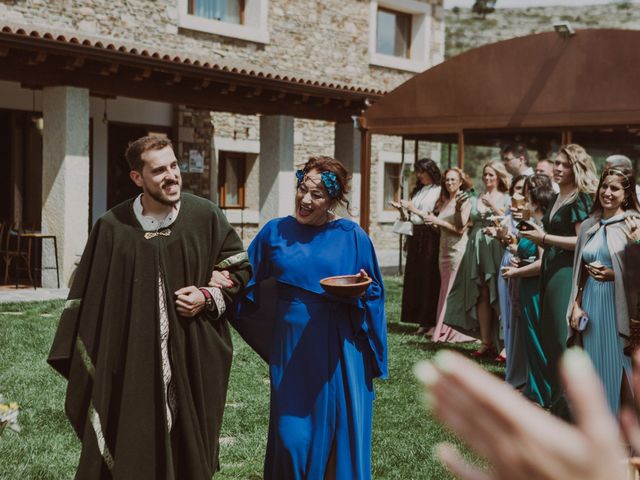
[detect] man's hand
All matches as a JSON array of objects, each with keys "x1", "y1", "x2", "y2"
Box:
[{"x1": 175, "y1": 286, "x2": 206, "y2": 317}]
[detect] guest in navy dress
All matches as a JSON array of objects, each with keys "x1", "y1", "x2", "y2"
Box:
[{"x1": 231, "y1": 156, "x2": 387, "y2": 480}]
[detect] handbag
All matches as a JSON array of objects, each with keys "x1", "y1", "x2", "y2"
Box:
[{"x1": 392, "y1": 219, "x2": 413, "y2": 236}]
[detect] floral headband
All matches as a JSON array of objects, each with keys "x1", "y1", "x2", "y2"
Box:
[{"x1": 295, "y1": 168, "x2": 342, "y2": 199}]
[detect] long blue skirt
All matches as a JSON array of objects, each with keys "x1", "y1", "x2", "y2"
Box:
[{"x1": 265, "y1": 285, "x2": 374, "y2": 479}]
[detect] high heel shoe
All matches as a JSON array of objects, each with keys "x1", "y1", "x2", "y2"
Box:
[{"x1": 471, "y1": 343, "x2": 497, "y2": 358}]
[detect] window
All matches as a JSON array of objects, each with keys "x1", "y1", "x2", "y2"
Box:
[
  {"x1": 189, "y1": 0, "x2": 244, "y2": 25},
  {"x1": 376, "y1": 7, "x2": 411, "y2": 58},
  {"x1": 218, "y1": 151, "x2": 246, "y2": 208},
  {"x1": 383, "y1": 163, "x2": 401, "y2": 210},
  {"x1": 178, "y1": 0, "x2": 269, "y2": 44},
  {"x1": 368, "y1": 0, "x2": 432, "y2": 72}
]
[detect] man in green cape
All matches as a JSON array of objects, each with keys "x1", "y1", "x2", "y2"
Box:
[{"x1": 48, "y1": 136, "x2": 252, "y2": 479}]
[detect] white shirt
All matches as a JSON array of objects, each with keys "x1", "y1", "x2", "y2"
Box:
[{"x1": 410, "y1": 185, "x2": 441, "y2": 224}]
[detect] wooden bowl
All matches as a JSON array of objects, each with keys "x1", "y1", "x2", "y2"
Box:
[{"x1": 319, "y1": 274, "x2": 372, "y2": 297}]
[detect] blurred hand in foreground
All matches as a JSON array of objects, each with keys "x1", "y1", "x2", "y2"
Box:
[{"x1": 414, "y1": 349, "x2": 629, "y2": 480}]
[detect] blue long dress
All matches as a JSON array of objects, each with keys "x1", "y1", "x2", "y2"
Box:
[
  {"x1": 581, "y1": 215, "x2": 631, "y2": 416},
  {"x1": 234, "y1": 216, "x2": 388, "y2": 480}
]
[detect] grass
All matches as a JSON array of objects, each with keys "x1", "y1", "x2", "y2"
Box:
[{"x1": 0, "y1": 277, "x2": 501, "y2": 479}]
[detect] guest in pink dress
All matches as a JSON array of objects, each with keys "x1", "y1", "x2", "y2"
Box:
[{"x1": 423, "y1": 168, "x2": 475, "y2": 343}]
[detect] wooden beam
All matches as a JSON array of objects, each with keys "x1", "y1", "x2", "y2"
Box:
[
  {"x1": 0, "y1": 47, "x2": 8, "y2": 57},
  {"x1": 133, "y1": 67, "x2": 152, "y2": 81},
  {"x1": 99, "y1": 63, "x2": 119, "y2": 76},
  {"x1": 64, "y1": 56, "x2": 85, "y2": 71},
  {"x1": 359, "y1": 129, "x2": 372, "y2": 233}
]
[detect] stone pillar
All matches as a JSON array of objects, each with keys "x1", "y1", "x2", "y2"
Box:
[
  {"x1": 42, "y1": 86, "x2": 90, "y2": 288},
  {"x1": 334, "y1": 122, "x2": 361, "y2": 222},
  {"x1": 259, "y1": 115, "x2": 294, "y2": 225}
]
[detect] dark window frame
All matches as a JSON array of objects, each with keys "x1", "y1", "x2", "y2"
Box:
[{"x1": 218, "y1": 151, "x2": 246, "y2": 209}]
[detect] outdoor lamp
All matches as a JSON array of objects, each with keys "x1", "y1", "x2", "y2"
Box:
[{"x1": 553, "y1": 22, "x2": 575, "y2": 38}]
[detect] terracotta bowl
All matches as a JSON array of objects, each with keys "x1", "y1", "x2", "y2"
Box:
[{"x1": 319, "y1": 274, "x2": 372, "y2": 297}]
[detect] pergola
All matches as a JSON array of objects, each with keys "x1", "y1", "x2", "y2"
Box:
[{"x1": 359, "y1": 29, "x2": 640, "y2": 231}]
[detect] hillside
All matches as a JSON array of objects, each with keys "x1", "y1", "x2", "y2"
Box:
[{"x1": 445, "y1": 2, "x2": 640, "y2": 58}]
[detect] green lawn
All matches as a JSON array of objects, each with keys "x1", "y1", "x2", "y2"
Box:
[{"x1": 0, "y1": 277, "x2": 499, "y2": 479}]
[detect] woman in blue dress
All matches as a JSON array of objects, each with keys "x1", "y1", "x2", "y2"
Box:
[
  {"x1": 231, "y1": 156, "x2": 387, "y2": 479},
  {"x1": 568, "y1": 167, "x2": 640, "y2": 416}
]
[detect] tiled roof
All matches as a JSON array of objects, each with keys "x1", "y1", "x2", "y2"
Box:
[{"x1": 0, "y1": 24, "x2": 385, "y2": 96}]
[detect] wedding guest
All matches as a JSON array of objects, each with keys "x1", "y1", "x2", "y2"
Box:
[
  {"x1": 391, "y1": 159, "x2": 441, "y2": 335},
  {"x1": 521, "y1": 144, "x2": 598, "y2": 417},
  {"x1": 567, "y1": 167, "x2": 640, "y2": 415},
  {"x1": 422, "y1": 168, "x2": 475, "y2": 343},
  {"x1": 496, "y1": 174, "x2": 527, "y2": 378},
  {"x1": 604, "y1": 154, "x2": 640, "y2": 202},
  {"x1": 445, "y1": 162, "x2": 511, "y2": 357},
  {"x1": 501, "y1": 174, "x2": 555, "y2": 406},
  {"x1": 233, "y1": 156, "x2": 387, "y2": 479},
  {"x1": 501, "y1": 142, "x2": 534, "y2": 176}
]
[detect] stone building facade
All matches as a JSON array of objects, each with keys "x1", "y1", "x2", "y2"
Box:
[{"x1": 0, "y1": 0, "x2": 445, "y2": 285}]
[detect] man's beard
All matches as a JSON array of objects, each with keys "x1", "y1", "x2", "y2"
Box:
[{"x1": 147, "y1": 180, "x2": 181, "y2": 206}]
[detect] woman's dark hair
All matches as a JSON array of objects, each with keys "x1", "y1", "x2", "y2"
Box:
[
  {"x1": 300, "y1": 156, "x2": 352, "y2": 209},
  {"x1": 509, "y1": 174, "x2": 528, "y2": 197},
  {"x1": 523, "y1": 174, "x2": 555, "y2": 214},
  {"x1": 591, "y1": 166, "x2": 640, "y2": 214},
  {"x1": 411, "y1": 158, "x2": 442, "y2": 198}
]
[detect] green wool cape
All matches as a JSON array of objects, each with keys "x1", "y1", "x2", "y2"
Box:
[{"x1": 48, "y1": 193, "x2": 252, "y2": 480}]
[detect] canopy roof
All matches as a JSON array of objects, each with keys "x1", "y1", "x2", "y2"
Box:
[{"x1": 361, "y1": 29, "x2": 640, "y2": 135}]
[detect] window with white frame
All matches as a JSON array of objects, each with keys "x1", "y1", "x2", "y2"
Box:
[
  {"x1": 377, "y1": 151, "x2": 412, "y2": 222},
  {"x1": 218, "y1": 151, "x2": 246, "y2": 209},
  {"x1": 189, "y1": 0, "x2": 244, "y2": 24},
  {"x1": 178, "y1": 0, "x2": 269, "y2": 44},
  {"x1": 369, "y1": 0, "x2": 432, "y2": 72}
]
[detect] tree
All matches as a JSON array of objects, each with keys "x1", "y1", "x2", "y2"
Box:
[{"x1": 472, "y1": 0, "x2": 497, "y2": 19}]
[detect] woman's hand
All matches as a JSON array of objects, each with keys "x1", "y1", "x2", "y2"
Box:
[
  {"x1": 501, "y1": 266, "x2": 519, "y2": 279},
  {"x1": 625, "y1": 217, "x2": 640, "y2": 242},
  {"x1": 389, "y1": 200, "x2": 402, "y2": 210},
  {"x1": 423, "y1": 212, "x2": 439, "y2": 226},
  {"x1": 520, "y1": 222, "x2": 545, "y2": 246},
  {"x1": 585, "y1": 262, "x2": 614, "y2": 282},
  {"x1": 414, "y1": 349, "x2": 628, "y2": 480},
  {"x1": 400, "y1": 199, "x2": 416, "y2": 213},
  {"x1": 570, "y1": 301, "x2": 587, "y2": 331},
  {"x1": 480, "y1": 193, "x2": 499, "y2": 213},
  {"x1": 455, "y1": 192, "x2": 470, "y2": 212},
  {"x1": 483, "y1": 226, "x2": 498, "y2": 238},
  {"x1": 511, "y1": 205, "x2": 524, "y2": 221},
  {"x1": 209, "y1": 269, "x2": 234, "y2": 288},
  {"x1": 509, "y1": 256, "x2": 521, "y2": 268}
]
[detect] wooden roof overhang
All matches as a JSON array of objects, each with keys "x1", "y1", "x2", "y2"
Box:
[
  {"x1": 0, "y1": 26, "x2": 384, "y2": 122},
  {"x1": 360, "y1": 29, "x2": 640, "y2": 136}
]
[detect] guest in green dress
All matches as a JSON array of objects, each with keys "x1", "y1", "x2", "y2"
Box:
[
  {"x1": 502, "y1": 174, "x2": 555, "y2": 406},
  {"x1": 567, "y1": 167, "x2": 640, "y2": 416},
  {"x1": 444, "y1": 161, "x2": 511, "y2": 357},
  {"x1": 521, "y1": 144, "x2": 598, "y2": 417}
]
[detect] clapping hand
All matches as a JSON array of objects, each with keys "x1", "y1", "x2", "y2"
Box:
[
  {"x1": 625, "y1": 217, "x2": 640, "y2": 242},
  {"x1": 414, "y1": 349, "x2": 629, "y2": 480},
  {"x1": 455, "y1": 191, "x2": 470, "y2": 212}
]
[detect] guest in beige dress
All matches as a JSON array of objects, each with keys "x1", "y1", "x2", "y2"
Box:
[{"x1": 423, "y1": 168, "x2": 475, "y2": 343}]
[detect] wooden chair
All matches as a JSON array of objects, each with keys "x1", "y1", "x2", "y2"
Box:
[{"x1": 1, "y1": 222, "x2": 35, "y2": 288}]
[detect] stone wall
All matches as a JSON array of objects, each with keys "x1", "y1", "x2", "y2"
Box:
[
  {"x1": 176, "y1": 106, "x2": 214, "y2": 199},
  {"x1": 1, "y1": 0, "x2": 444, "y2": 92}
]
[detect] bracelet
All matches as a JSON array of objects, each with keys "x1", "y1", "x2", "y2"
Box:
[
  {"x1": 199, "y1": 287, "x2": 214, "y2": 309},
  {"x1": 542, "y1": 234, "x2": 547, "y2": 246}
]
